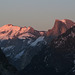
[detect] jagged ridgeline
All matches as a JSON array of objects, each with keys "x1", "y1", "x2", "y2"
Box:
[{"x1": 0, "y1": 19, "x2": 75, "y2": 75}]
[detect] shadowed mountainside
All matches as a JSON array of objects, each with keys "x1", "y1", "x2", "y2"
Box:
[
  {"x1": 21, "y1": 26, "x2": 75, "y2": 75},
  {"x1": 0, "y1": 48, "x2": 19, "y2": 75}
]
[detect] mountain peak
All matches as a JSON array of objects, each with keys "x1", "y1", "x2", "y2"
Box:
[
  {"x1": 55, "y1": 19, "x2": 60, "y2": 21},
  {"x1": 27, "y1": 26, "x2": 34, "y2": 30},
  {"x1": 61, "y1": 19, "x2": 75, "y2": 26},
  {"x1": 47, "y1": 19, "x2": 75, "y2": 36},
  {"x1": 26, "y1": 26, "x2": 35, "y2": 33},
  {"x1": 4, "y1": 24, "x2": 13, "y2": 27},
  {"x1": 0, "y1": 19, "x2": 75, "y2": 39},
  {"x1": 61, "y1": 19, "x2": 67, "y2": 24},
  {"x1": 0, "y1": 24, "x2": 40, "y2": 40},
  {"x1": 55, "y1": 19, "x2": 75, "y2": 26}
]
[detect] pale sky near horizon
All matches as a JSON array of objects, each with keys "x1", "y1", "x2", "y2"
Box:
[{"x1": 0, "y1": 0, "x2": 75, "y2": 31}]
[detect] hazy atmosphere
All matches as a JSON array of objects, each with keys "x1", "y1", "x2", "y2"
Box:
[{"x1": 0, "y1": 0, "x2": 75, "y2": 30}]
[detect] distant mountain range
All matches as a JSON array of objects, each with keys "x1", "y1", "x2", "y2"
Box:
[
  {"x1": 0, "y1": 19, "x2": 75, "y2": 40},
  {"x1": 0, "y1": 19, "x2": 75, "y2": 75}
]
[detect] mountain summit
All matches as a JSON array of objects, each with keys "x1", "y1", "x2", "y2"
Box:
[
  {"x1": 47, "y1": 19, "x2": 75, "y2": 36},
  {"x1": 0, "y1": 19, "x2": 75, "y2": 40},
  {"x1": 0, "y1": 24, "x2": 41, "y2": 40}
]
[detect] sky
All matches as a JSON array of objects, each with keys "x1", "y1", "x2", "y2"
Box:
[{"x1": 0, "y1": 0, "x2": 75, "y2": 31}]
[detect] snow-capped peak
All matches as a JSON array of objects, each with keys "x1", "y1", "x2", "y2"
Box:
[
  {"x1": 61, "y1": 19, "x2": 66, "y2": 24},
  {"x1": 0, "y1": 25, "x2": 38, "y2": 40}
]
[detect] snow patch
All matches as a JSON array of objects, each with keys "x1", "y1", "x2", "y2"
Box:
[
  {"x1": 28, "y1": 39, "x2": 32, "y2": 44},
  {"x1": 31, "y1": 36, "x2": 44, "y2": 46},
  {"x1": 40, "y1": 32, "x2": 45, "y2": 36},
  {"x1": 3, "y1": 46, "x2": 15, "y2": 51},
  {"x1": 61, "y1": 19, "x2": 66, "y2": 24},
  {"x1": 14, "y1": 50, "x2": 24, "y2": 60},
  {"x1": 18, "y1": 33, "x2": 35, "y2": 39}
]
